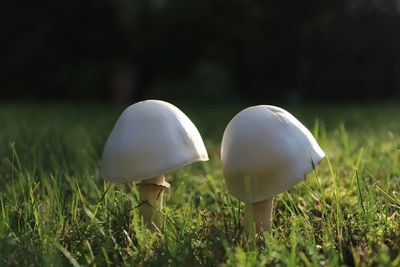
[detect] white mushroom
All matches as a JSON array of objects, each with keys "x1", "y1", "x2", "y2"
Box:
[
  {"x1": 101, "y1": 100, "x2": 208, "y2": 230},
  {"x1": 221, "y1": 105, "x2": 325, "y2": 235}
]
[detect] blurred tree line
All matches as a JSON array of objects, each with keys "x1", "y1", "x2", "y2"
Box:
[{"x1": 1, "y1": 0, "x2": 400, "y2": 103}]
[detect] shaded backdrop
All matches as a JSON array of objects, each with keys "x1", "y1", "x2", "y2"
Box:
[{"x1": 2, "y1": 0, "x2": 400, "y2": 103}]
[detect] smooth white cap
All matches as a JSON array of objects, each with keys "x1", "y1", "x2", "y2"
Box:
[
  {"x1": 101, "y1": 100, "x2": 208, "y2": 183},
  {"x1": 221, "y1": 105, "x2": 325, "y2": 203}
]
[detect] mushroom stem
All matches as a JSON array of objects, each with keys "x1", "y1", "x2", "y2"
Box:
[
  {"x1": 137, "y1": 176, "x2": 170, "y2": 230},
  {"x1": 244, "y1": 198, "x2": 274, "y2": 235}
]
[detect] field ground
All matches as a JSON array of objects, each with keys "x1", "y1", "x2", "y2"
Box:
[{"x1": 0, "y1": 102, "x2": 399, "y2": 266}]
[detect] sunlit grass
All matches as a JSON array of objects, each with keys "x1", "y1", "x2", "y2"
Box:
[{"x1": 0, "y1": 102, "x2": 399, "y2": 266}]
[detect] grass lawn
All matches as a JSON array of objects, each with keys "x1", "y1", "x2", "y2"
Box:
[{"x1": 0, "y1": 102, "x2": 399, "y2": 266}]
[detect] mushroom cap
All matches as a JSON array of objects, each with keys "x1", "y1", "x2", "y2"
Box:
[
  {"x1": 101, "y1": 100, "x2": 208, "y2": 183},
  {"x1": 221, "y1": 105, "x2": 325, "y2": 203}
]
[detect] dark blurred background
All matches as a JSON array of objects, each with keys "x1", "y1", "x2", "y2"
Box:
[{"x1": 2, "y1": 0, "x2": 400, "y2": 103}]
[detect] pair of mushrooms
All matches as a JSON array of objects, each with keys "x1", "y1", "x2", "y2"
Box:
[{"x1": 101, "y1": 100, "x2": 325, "y2": 234}]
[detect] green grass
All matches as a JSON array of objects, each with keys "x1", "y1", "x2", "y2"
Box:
[{"x1": 0, "y1": 102, "x2": 399, "y2": 266}]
